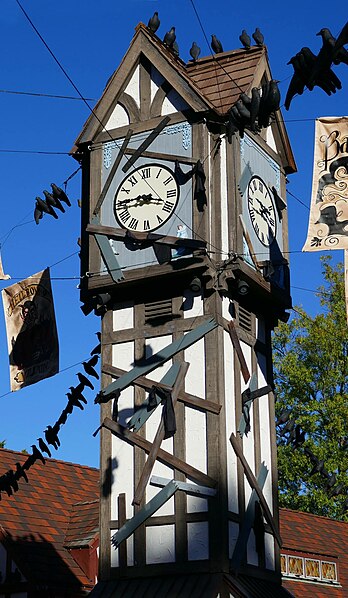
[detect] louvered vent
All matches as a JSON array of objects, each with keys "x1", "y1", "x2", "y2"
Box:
[
  {"x1": 238, "y1": 306, "x2": 252, "y2": 333},
  {"x1": 145, "y1": 299, "x2": 173, "y2": 322}
]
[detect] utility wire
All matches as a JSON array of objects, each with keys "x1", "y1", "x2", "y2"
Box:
[{"x1": 0, "y1": 88, "x2": 96, "y2": 101}]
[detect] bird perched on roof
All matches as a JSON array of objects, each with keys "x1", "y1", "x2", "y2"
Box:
[
  {"x1": 172, "y1": 40, "x2": 180, "y2": 57},
  {"x1": 83, "y1": 354, "x2": 99, "y2": 379},
  {"x1": 189, "y1": 42, "x2": 201, "y2": 62},
  {"x1": 148, "y1": 11, "x2": 160, "y2": 34},
  {"x1": 252, "y1": 28, "x2": 264, "y2": 47},
  {"x1": 211, "y1": 34, "x2": 223, "y2": 54},
  {"x1": 51, "y1": 183, "x2": 71, "y2": 207},
  {"x1": 163, "y1": 27, "x2": 176, "y2": 48},
  {"x1": 14, "y1": 462, "x2": 28, "y2": 483},
  {"x1": 250, "y1": 87, "x2": 261, "y2": 132},
  {"x1": 239, "y1": 30, "x2": 251, "y2": 50},
  {"x1": 23, "y1": 445, "x2": 46, "y2": 470},
  {"x1": 258, "y1": 79, "x2": 280, "y2": 128}
]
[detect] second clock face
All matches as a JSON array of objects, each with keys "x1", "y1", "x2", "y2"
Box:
[
  {"x1": 247, "y1": 175, "x2": 277, "y2": 246},
  {"x1": 114, "y1": 163, "x2": 180, "y2": 232}
]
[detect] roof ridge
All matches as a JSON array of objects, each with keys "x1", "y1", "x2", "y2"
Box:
[
  {"x1": 0, "y1": 447, "x2": 98, "y2": 471},
  {"x1": 280, "y1": 507, "x2": 348, "y2": 525}
]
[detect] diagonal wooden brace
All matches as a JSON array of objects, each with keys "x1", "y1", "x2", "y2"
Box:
[
  {"x1": 132, "y1": 362, "x2": 189, "y2": 506},
  {"x1": 227, "y1": 320, "x2": 250, "y2": 384}
]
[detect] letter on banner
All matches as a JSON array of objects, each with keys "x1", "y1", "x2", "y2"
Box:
[
  {"x1": 303, "y1": 116, "x2": 348, "y2": 251},
  {"x1": 2, "y1": 268, "x2": 59, "y2": 391}
]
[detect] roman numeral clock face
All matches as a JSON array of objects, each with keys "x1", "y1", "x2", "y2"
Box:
[
  {"x1": 247, "y1": 175, "x2": 276, "y2": 246},
  {"x1": 114, "y1": 163, "x2": 179, "y2": 232}
]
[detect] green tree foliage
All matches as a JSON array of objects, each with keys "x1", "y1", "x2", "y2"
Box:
[{"x1": 273, "y1": 256, "x2": 348, "y2": 520}]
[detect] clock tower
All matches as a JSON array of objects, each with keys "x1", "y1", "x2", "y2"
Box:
[{"x1": 74, "y1": 22, "x2": 296, "y2": 596}]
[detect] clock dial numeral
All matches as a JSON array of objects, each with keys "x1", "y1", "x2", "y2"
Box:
[
  {"x1": 143, "y1": 219, "x2": 150, "y2": 231},
  {"x1": 157, "y1": 215, "x2": 163, "y2": 224},
  {"x1": 162, "y1": 201, "x2": 175, "y2": 213},
  {"x1": 166, "y1": 189, "x2": 177, "y2": 198},
  {"x1": 118, "y1": 209, "x2": 131, "y2": 224},
  {"x1": 128, "y1": 175, "x2": 138, "y2": 187},
  {"x1": 163, "y1": 175, "x2": 174, "y2": 186},
  {"x1": 156, "y1": 168, "x2": 162, "y2": 179},
  {"x1": 120, "y1": 186, "x2": 130, "y2": 195},
  {"x1": 128, "y1": 218, "x2": 139, "y2": 230},
  {"x1": 140, "y1": 168, "x2": 151, "y2": 179},
  {"x1": 258, "y1": 180, "x2": 264, "y2": 193}
]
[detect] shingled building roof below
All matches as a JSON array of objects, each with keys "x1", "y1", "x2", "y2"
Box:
[{"x1": 0, "y1": 448, "x2": 99, "y2": 597}]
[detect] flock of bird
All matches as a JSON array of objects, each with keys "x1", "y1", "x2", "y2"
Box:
[
  {"x1": 147, "y1": 11, "x2": 265, "y2": 62},
  {"x1": 276, "y1": 409, "x2": 348, "y2": 509},
  {"x1": 34, "y1": 183, "x2": 71, "y2": 225},
  {"x1": 285, "y1": 22, "x2": 348, "y2": 109},
  {"x1": 0, "y1": 333, "x2": 101, "y2": 499}
]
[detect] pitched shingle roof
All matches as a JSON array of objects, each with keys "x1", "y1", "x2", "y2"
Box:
[
  {"x1": 186, "y1": 46, "x2": 265, "y2": 116},
  {"x1": 280, "y1": 508, "x2": 348, "y2": 597},
  {"x1": 0, "y1": 448, "x2": 99, "y2": 595}
]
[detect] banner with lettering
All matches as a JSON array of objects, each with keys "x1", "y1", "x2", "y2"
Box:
[
  {"x1": 303, "y1": 116, "x2": 348, "y2": 251},
  {"x1": 2, "y1": 268, "x2": 59, "y2": 391}
]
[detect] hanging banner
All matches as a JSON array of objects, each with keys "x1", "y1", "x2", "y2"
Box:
[
  {"x1": 2, "y1": 268, "x2": 59, "y2": 391},
  {"x1": 303, "y1": 116, "x2": 348, "y2": 252}
]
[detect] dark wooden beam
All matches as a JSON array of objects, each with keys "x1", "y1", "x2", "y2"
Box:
[
  {"x1": 227, "y1": 320, "x2": 250, "y2": 384},
  {"x1": 117, "y1": 493, "x2": 127, "y2": 567},
  {"x1": 122, "y1": 116, "x2": 171, "y2": 173},
  {"x1": 102, "y1": 417, "x2": 217, "y2": 488},
  {"x1": 230, "y1": 433, "x2": 282, "y2": 547},
  {"x1": 102, "y1": 363, "x2": 221, "y2": 415}
]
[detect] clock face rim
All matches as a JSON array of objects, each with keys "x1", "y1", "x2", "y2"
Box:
[
  {"x1": 247, "y1": 175, "x2": 277, "y2": 247},
  {"x1": 113, "y1": 162, "x2": 180, "y2": 233}
]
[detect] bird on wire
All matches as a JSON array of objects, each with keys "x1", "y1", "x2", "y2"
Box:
[
  {"x1": 83, "y1": 354, "x2": 100, "y2": 379},
  {"x1": 57, "y1": 407, "x2": 69, "y2": 426},
  {"x1": 252, "y1": 28, "x2": 264, "y2": 47},
  {"x1": 51, "y1": 183, "x2": 71, "y2": 207},
  {"x1": 163, "y1": 27, "x2": 176, "y2": 48},
  {"x1": 44, "y1": 425, "x2": 60, "y2": 450},
  {"x1": 211, "y1": 34, "x2": 223, "y2": 54},
  {"x1": 66, "y1": 391, "x2": 85, "y2": 411},
  {"x1": 189, "y1": 42, "x2": 201, "y2": 61},
  {"x1": 148, "y1": 11, "x2": 160, "y2": 34},
  {"x1": 334, "y1": 21, "x2": 348, "y2": 54},
  {"x1": 43, "y1": 190, "x2": 65, "y2": 213},
  {"x1": 239, "y1": 30, "x2": 251, "y2": 50},
  {"x1": 38, "y1": 437, "x2": 51, "y2": 458},
  {"x1": 69, "y1": 383, "x2": 88, "y2": 404},
  {"x1": 77, "y1": 371, "x2": 94, "y2": 390},
  {"x1": 14, "y1": 462, "x2": 28, "y2": 483},
  {"x1": 34, "y1": 196, "x2": 58, "y2": 223}
]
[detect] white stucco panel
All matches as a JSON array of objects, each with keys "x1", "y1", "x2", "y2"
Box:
[
  {"x1": 105, "y1": 102, "x2": 129, "y2": 130},
  {"x1": 187, "y1": 521, "x2": 209, "y2": 560},
  {"x1": 162, "y1": 89, "x2": 190, "y2": 115},
  {"x1": 228, "y1": 521, "x2": 239, "y2": 559},
  {"x1": 184, "y1": 337, "x2": 205, "y2": 398},
  {"x1": 113, "y1": 303, "x2": 134, "y2": 331},
  {"x1": 224, "y1": 330, "x2": 238, "y2": 513},
  {"x1": 124, "y1": 66, "x2": 140, "y2": 107},
  {"x1": 146, "y1": 525, "x2": 175, "y2": 564},
  {"x1": 257, "y1": 351, "x2": 273, "y2": 513}
]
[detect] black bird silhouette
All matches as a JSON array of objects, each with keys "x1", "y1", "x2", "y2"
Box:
[
  {"x1": 292, "y1": 425, "x2": 306, "y2": 448},
  {"x1": 230, "y1": 105, "x2": 245, "y2": 138},
  {"x1": 38, "y1": 437, "x2": 51, "y2": 458},
  {"x1": 252, "y1": 28, "x2": 264, "y2": 47},
  {"x1": 148, "y1": 11, "x2": 160, "y2": 33},
  {"x1": 211, "y1": 34, "x2": 223, "y2": 54},
  {"x1": 279, "y1": 417, "x2": 296, "y2": 436},
  {"x1": 44, "y1": 425, "x2": 60, "y2": 450},
  {"x1": 190, "y1": 42, "x2": 201, "y2": 61},
  {"x1": 172, "y1": 40, "x2": 180, "y2": 57},
  {"x1": 77, "y1": 371, "x2": 94, "y2": 390},
  {"x1": 0, "y1": 473, "x2": 13, "y2": 496},
  {"x1": 258, "y1": 79, "x2": 280, "y2": 128},
  {"x1": 43, "y1": 190, "x2": 65, "y2": 213},
  {"x1": 309, "y1": 458, "x2": 325, "y2": 476},
  {"x1": 35, "y1": 196, "x2": 58, "y2": 220},
  {"x1": 318, "y1": 28, "x2": 348, "y2": 66},
  {"x1": 14, "y1": 462, "x2": 28, "y2": 483},
  {"x1": 5, "y1": 470, "x2": 19, "y2": 493},
  {"x1": 239, "y1": 30, "x2": 251, "y2": 50},
  {"x1": 57, "y1": 408, "x2": 69, "y2": 426},
  {"x1": 334, "y1": 21, "x2": 348, "y2": 54},
  {"x1": 69, "y1": 383, "x2": 88, "y2": 403},
  {"x1": 226, "y1": 111, "x2": 239, "y2": 142},
  {"x1": 90, "y1": 340, "x2": 101, "y2": 356},
  {"x1": 235, "y1": 99, "x2": 251, "y2": 121},
  {"x1": 51, "y1": 183, "x2": 71, "y2": 207},
  {"x1": 27, "y1": 444, "x2": 46, "y2": 466},
  {"x1": 34, "y1": 202, "x2": 44, "y2": 224},
  {"x1": 83, "y1": 354, "x2": 100, "y2": 379},
  {"x1": 66, "y1": 391, "x2": 85, "y2": 411},
  {"x1": 163, "y1": 27, "x2": 176, "y2": 48}
]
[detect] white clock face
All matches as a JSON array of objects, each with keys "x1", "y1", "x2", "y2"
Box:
[
  {"x1": 114, "y1": 163, "x2": 179, "y2": 232},
  {"x1": 247, "y1": 175, "x2": 277, "y2": 246}
]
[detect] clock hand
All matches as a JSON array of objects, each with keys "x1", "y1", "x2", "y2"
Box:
[{"x1": 117, "y1": 194, "x2": 164, "y2": 208}]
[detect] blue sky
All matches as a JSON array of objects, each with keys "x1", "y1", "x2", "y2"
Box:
[{"x1": 0, "y1": 0, "x2": 347, "y2": 467}]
